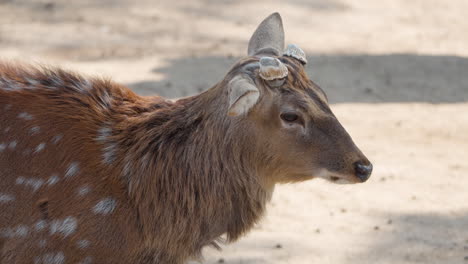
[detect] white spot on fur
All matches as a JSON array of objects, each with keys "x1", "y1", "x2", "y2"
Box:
[
  {"x1": 34, "y1": 252, "x2": 65, "y2": 264},
  {"x1": 50, "y1": 217, "x2": 77, "y2": 237},
  {"x1": 78, "y1": 256, "x2": 93, "y2": 264},
  {"x1": 103, "y1": 143, "x2": 117, "y2": 164},
  {"x1": 71, "y1": 78, "x2": 92, "y2": 93},
  {"x1": 77, "y1": 186, "x2": 91, "y2": 196},
  {"x1": 0, "y1": 193, "x2": 15, "y2": 202},
  {"x1": 30, "y1": 126, "x2": 41, "y2": 135},
  {"x1": 97, "y1": 90, "x2": 112, "y2": 109},
  {"x1": 15, "y1": 176, "x2": 44, "y2": 191},
  {"x1": 8, "y1": 140, "x2": 17, "y2": 150},
  {"x1": 26, "y1": 77, "x2": 39, "y2": 86},
  {"x1": 35, "y1": 142, "x2": 46, "y2": 153},
  {"x1": 65, "y1": 162, "x2": 79, "y2": 178},
  {"x1": 0, "y1": 143, "x2": 5, "y2": 152},
  {"x1": 76, "y1": 239, "x2": 90, "y2": 249},
  {"x1": 122, "y1": 160, "x2": 131, "y2": 180},
  {"x1": 1, "y1": 225, "x2": 29, "y2": 238},
  {"x1": 52, "y1": 134, "x2": 63, "y2": 144},
  {"x1": 93, "y1": 198, "x2": 117, "y2": 215},
  {"x1": 23, "y1": 178, "x2": 45, "y2": 192},
  {"x1": 38, "y1": 239, "x2": 47, "y2": 248},
  {"x1": 47, "y1": 174, "x2": 60, "y2": 186},
  {"x1": 51, "y1": 76, "x2": 64, "y2": 87},
  {"x1": 23, "y1": 148, "x2": 32, "y2": 155},
  {"x1": 96, "y1": 127, "x2": 118, "y2": 164},
  {"x1": 0, "y1": 77, "x2": 22, "y2": 91},
  {"x1": 18, "y1": 112, "x2": 33, "y2": 120},
  {"x1": 16, "y1": 176, "x2": 25, "y2": 184},
  {"x1": 96, "y1": 127, "x2": 111, "y2": 142},
  {"x1": 35, "y1": 220, "x2": 47, "y2": 231}
]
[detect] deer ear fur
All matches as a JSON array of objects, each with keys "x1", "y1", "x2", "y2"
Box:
[{"x1": 227, "y1": 75, "x2": 260, "y2": 116}]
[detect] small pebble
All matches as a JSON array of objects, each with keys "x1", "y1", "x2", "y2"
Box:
[
  {"x1": 364, "y1": 87, "x2": 373, "y2": 94},
  {"x1": 218, "y1": 258, "x2": 225, "y2": 263},
  {"x1": 315, "y1": 228, "x2": 321, "y2": 234},
  {"x1": 374, "y1": 226, "x2": 380, "y2": 231},
  {"x1": 387, "y1": 219, "x2": 393, "y2": 225},
  {"x1": 275, "y1": 243, "x2": 282, "y2": 249},
  {"x1": 340, "y1": 208, "x2": 347, "y2": 213},
  {"x1": 464, "y1": 256, "x2": 468, "y2": 261}
]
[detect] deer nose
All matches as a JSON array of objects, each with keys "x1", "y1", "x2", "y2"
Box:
[{"x1": 354, "y1": 161, "x2": 373, "y2": 182}]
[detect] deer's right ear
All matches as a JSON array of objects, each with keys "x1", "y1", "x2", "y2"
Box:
[{"x1": 227, "y1": 75, "x2": 260, "y2": 116}]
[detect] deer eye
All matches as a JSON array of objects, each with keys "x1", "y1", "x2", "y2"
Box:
[{"x1": 280, "y1": 112, "x2": 299, "y2": 122}]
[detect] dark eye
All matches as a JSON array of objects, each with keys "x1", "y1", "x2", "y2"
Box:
[{"x1": 280, "y1": 112, "x2": 299, "y2": 122}]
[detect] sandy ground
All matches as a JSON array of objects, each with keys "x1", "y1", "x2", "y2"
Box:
[{"x1": 1, "y1": 0, "x2": 467, "y2": 263}]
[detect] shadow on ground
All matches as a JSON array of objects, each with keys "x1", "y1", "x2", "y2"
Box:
[
  {"x1": 350, "y1": 211, "x2": 468, "y2": 264},
  {"x1": 128, "y1": 53, "x2": 468, "y2": 103}
]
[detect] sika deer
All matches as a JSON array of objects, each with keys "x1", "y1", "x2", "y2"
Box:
[{"x1": 0, "y1": 13, "x2": 372, "y2": 264}]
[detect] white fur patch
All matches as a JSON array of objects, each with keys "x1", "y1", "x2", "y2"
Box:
[
  {"x1": 34, "y1": 252, "x2": 65, "y2": 264},
  {"x1": 52, "y1": 134, "x2": 63, "y2": 144},
  {"x1": 8, "y1": 140, "x2": 17, "y2": 150},
  {"x1": 0, "y1": 143, "x2": 6, "y2": 152},
  {"x1": 96, "y1": 126, "x2": 118, "y2": 164},
  {"x1": 0, "y1": 193, "x2": 15, "y2": 202},
  {"x1": 26, "y1": 77, "x2": 39, "y2": 86},
  {"x1": 77, "y1": 186, "x2": 91, "y2": 196},
  {"x1": 35, "y1": 142, "x2": 46, "y2": 153},
  {"x1": 18, "y1": 112, "x2": 33, "y2": 120},
  {"x1": 76, "y1": 239, "x2": 90, "y2": 249},
  {"x1": 65, "y1": 162, "x2": 80, "y2": 178},
  {"x1": 17, "y1": 177, "x2": 45, "y2": 192},
  {"x1": 93, "y1": 198, "x2": 117, "y2": 215},
  {"x1": 47, "y1": 174, "x2": 60, "y2": 186},
  {"x1": 1, "y1": 225, "x2": 29, "y2": 238},
  {"x1": 38, "y1": 239, "x2": 47, "y2": 248},
  {"x1": 50, "y1": 217, "x2": 77, "y2": 237},
  {"x1": 30, "y1": 126, "x2": 41, "y2": 135},
  {"x1": 78, "y1": 256, "x2": 93, "y2": 264},
  {"x1": 0, "y1": 77, "x2": 22, "y2": 91},
  {"x1": 96, "y1": 127, "x2": 111, "y2": 142},
  {"x1": 34, "y1": 220, "x2": 48, "y2": 232},
  {"x1": 16, "y1": 176, "x2": 25, "y2": 184},
  {"x1": 103, "y1": 143, "x2": 117, "y2": 164}
]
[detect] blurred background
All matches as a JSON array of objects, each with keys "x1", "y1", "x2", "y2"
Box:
[{"x1": 1, "y1": 0, "x2": 467, "y2": 263}]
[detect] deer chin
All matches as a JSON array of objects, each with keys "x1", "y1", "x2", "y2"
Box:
[{"x1": 315, "y1": 169, "x2": 359, "y2": 184}]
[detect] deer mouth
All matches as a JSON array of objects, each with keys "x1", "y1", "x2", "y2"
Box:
[{"x1": 317, "y1": 170, "x2": 359, "y2": 184}]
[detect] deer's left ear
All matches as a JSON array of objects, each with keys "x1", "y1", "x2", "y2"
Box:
[
  {"x1": 227, "y1": 75, "x2": 260, "y2": 116},
  {"x1": 248, "y1": 12, "x2": 285, "y2": 57}
]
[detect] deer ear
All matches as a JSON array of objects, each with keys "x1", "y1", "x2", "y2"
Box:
[
  {"x1": 248, "y1": 12, "x2": 285, "y2": 57},
  {"x1": 227, "y1": 75, "x2": 260, "y2": 116}
]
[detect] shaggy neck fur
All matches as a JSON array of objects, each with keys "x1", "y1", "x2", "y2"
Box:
[{"x1": 109, "y1": 82, "x2": 271, "y2": 262}]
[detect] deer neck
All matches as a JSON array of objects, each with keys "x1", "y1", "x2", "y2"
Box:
[{"x1": 108, "y1": 86, "x2": 271, "y2": 252}]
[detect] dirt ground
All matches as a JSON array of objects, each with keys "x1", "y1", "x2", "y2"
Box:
[{"x1": 1, "y1": 0, "x2": 467, "y2": 263}]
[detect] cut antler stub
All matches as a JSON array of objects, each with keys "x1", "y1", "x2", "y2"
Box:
[
  {"x1": 283, "y1": 44, "x2": 307, "y2": 64},
  {"x1": 258, "y1": 57, "x2": 288, "y2": 81}
]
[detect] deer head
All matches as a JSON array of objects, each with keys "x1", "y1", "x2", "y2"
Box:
[{"x1": 226, "y1": 13, "x2": 372, "y2": 185}]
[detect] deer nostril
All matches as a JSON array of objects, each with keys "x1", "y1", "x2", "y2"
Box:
[{"x1": 354, "y1": 161, "x2": 373, "y2": 182}]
